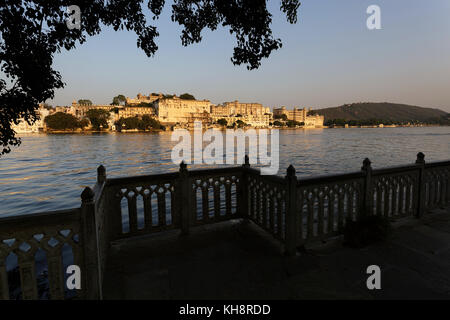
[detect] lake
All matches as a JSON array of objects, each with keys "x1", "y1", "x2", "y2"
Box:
[{"x1": 1, "y1": 127, "x2": 449, "y2": 217}]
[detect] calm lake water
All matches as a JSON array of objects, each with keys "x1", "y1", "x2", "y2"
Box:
[{"x1": 1, "y1": 127, "x2": 449, "y2": 217}]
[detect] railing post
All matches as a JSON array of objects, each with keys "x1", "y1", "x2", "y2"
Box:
[
  {"x1": 80, "y1": 187, "x2": 101, "y2": 299},
  {"x1": 285, "y1": 165, "x2": 298, "y2": 256},
  {"x1": 94, "y1": 165, "x2": 106, "y2": 198},
  {"x1": 415, "y1": 152, "x2": 426, "y2": 218},
  {"x1": 97, "y1": 165, "x2": 106, "y2": 185},
  {"x1": 0, "y1": 253, "x2": 9, "y2": 300},
  {"x1": 179, "y1": 161, "x2": 191, "y2": 235},
  {"x1": 361, "y1": 158, "x2": 373, "y2": 217},
  {"x1": 241, "y1": 155, "x2": 250, "y2": 222}
]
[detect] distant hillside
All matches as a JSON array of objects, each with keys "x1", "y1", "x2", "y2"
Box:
[{"x1": 312, "y1": 102, "x2": 449, "y2": 124}]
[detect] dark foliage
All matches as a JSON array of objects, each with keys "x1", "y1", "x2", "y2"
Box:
[
  {"x1": 274, "y1": 114, "x2": 288, "y2": 121},
  {"x1": 286, "y1": 119, "x2": 303, "y2": 127},
  {"x1": 217, "y1": 118, "x2": 227, "y2": 126},
  {"x1": 179, "y1": 93, "x2": 195, "y2": 100},
  {"x1": 86, "y1": 108, "x2": 110, "y2": 130},
  {"x1": 111, "y1": 94, "x2": 126, "y2": 106},
  {"x1": 44, "y1": 111, "x2": 85, "y2": 130},
  {"x1": 77, "y1": 99, "x2": 92, "y2": 106},
  {"x1": 273, "y1": 120, "x2": 284, "y2": 127},
  {"x1": 343, "y1": 215, "x2": 391, "y2": 248},
  {"x1": 115, "y1": 115, "x2": 162, "y2": 131},
  {"x1": 0, "y1": 0, "x2": 301, "y2": 155}
]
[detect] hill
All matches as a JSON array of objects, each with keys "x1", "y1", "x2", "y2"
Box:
[{"x1": 311, "y1": 102, "x2": 449, "y2": 124}]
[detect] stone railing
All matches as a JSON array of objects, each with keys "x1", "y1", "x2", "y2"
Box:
[
  {"x1": 0, "y1": 152, "x2": 449, "y2": 299},
  {"x1": 0, "y1": 208, "x2": 83, "y2": 300}
]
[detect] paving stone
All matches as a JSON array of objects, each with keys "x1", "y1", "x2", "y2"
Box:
[{"x1": 103, "y1": 210, "x2": 450, "y2": 300}]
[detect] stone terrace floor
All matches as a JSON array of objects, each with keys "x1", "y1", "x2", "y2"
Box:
[{"x1": 103, "y1": 207, "x2": 450, "y2": 299}]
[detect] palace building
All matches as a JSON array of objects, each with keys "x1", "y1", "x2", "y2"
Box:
[
  {"x1": 11, "y1": 105, "x2": 50, "y2": 133},
  {"x1": 154, "y1": 95, "x2": 211, "y2": 124},
  {"x1": 210, "y1": 101, "x2": 272, "y2": 127},
  {"x1": 273, "y1": 106, "x2": 324, "y2": 127},
  {"x1": 126, "y1": 93, "x2": 162, "y2": 106}
]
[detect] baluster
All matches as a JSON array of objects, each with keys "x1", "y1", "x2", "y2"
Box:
[
  {"x1": 441, "y1": 177, "x2": 448, "y2": 206},
  {"x1": 17, "y1": 252, "x2": 38, "y2": 299},
  {"x1": 338, "y1": 189, "x2": 344, "y2": 231},
  {"x1": 225, "y1": 182, "x2": 232, "y2": 216},
  {"x1": 128, "y1": 194, "x2": 138, "y2": 233},
  {"x1": 347, "y1": 190, "x2": 354, "y2": 221},
  {"x1": 398, "y1": 181, "x2": 405, "y2": 215},
  {"x1": 358, "y1": 188, "x2": 363, "y2": 216},
  {"x1": 406, "y1": 183, "x2": 412, "y2": 215},
  {"x1": 250, "y1": 188, "x2": 255, "y2": 220},
  {"x1": 256, "y1": 187, "x2": 262, "y2": 224},
  {"x1": 143, "y1": 192, "x2": 153, "y2": 230},
  {"x1": 235, "y1": 178, "x2": 242, "y2": 216},
  {"x1": 297, "y1": 194, "x2": 304, "y2": 242},
  {"x1": 214, "y1": 181, "x2": 220, "y2": 219},
  {"x1": 240, "y1": 156, "x2": 250, "y2": 219},
  {"x1": 179, "y1": 162, "x2": 191, "y2": 234},
  {"x1": 157, "y1": 191, "x2": 166, "y2": 227},
  {"x1": 318, "y1": 194, "x2": 324, "y2": 235},
  {"x1": 376, "y1": 186, "x2": 382, "y2": 216},
  {"x1": 47, "y1": 248, "x2": 65, "y2": 300},
  {"x1": 384, "y1": 184, "x2": 390, "y2": 217},
  {"x1": 0, "y1": 253, "x2": 9, "y2": 300},
  {"x1": 262, "y1": 192, "x2": 268, "y2": 228},
  {"x1": 192, "y1": 184, "x2": 198, "y2": 221},
  {"x1": 429, "y1": 178, "x2": 435, "y2": 209},
  {"x1": 391, "y1": 181, "x2": 398, "y2": 216},
  {"x1": 327, "y1": 193, "x2": 334, "y2": 234},
  {"x1": 269, "y1": 195, "x2": 275, "y2": 233},
  {"x1": 277, "y1": 196, "x2": 283, "y2": 239},
  {"x1": 170, "y1": 188, "x2": 177, "y2": 227},
  {"x1": 202, "y1": 186, "x2": 209, "y2": 221},
  {"x1": 307, "y1": 196, "x2": 314, "y2": 239}
]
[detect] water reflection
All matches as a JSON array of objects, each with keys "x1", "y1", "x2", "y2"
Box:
[{"x1": 0, "y1": 127, "x2": 449, "y2": 216}]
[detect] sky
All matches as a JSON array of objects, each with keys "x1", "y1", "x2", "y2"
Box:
[{"x1": 50, "y1": 0, "x2": 450, "y2": 112}]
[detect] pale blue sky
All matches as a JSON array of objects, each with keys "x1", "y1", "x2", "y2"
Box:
[{"x1": 50, "y1": 0, "x2": 450, "y2": 112}]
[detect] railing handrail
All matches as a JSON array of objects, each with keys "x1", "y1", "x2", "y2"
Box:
[
  {"x1": 104, "y1": 166, "x2": 245, "y2": 187},
  {"x1": 425, "y1": 160, "x2": 450, "y2": 168},
  {"x1": 296, "y1": 171, "x2": 364, "y2": 186},
  {"x1": 0, "y1": 207, "x2": 80, "y2": 231}
]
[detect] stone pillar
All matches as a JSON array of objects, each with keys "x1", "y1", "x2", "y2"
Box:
[
  {"x1": 179, "y1": 162, "x2": 191, "y2": 235},
  {"x1": 0, "y1": 253, "x2": 8, "y2": 300},
  {"x1": 97, "y1": 165, "x2": 106, "y2": 184},
  {"x1": 285, "y1": 165, "x2": 298, "y2": 256},
  {"x1": 240, "y1": 155, "x2": 250, "y2": 222},
  {"x1": 80, "y1": 187, "x2": 101, "y2": 299},
  {"x1": 361, "y1": 158, "x2": 373, "y2": 217},
  {"x1": 415, "y1": 152, "x2": 426, "y2": 218}
]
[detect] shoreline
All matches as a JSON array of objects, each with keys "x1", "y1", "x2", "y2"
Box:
[{"x1": 16, "y1": 124, "x2": 449, "y2": 135}]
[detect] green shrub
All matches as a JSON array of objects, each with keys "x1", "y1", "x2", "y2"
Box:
[{"x1": 343, "y1": 215, "x2": 391, "y2": 248}]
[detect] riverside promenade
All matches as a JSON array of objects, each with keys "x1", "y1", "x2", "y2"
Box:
[
  {"x1": 103, "y1": 207, "x2": 450, "y2": 299},
  {"x1": 1, "y1": 152, "x2": 449, "y2": 299}
]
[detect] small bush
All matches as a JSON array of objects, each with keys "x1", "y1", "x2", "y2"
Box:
[{"x1": 343, "y1": 215, "x2": 391, "y2": 248}]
